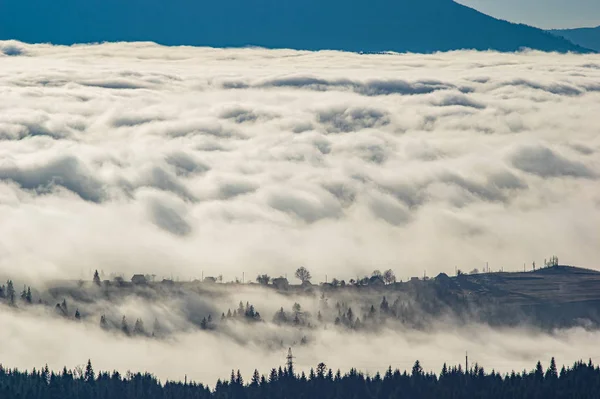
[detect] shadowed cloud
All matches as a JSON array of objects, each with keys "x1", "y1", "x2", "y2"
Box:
[{"x1": 511, "y1": 145, "x2": 597, "y2": 179}]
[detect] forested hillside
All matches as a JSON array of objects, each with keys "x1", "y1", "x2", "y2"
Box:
[
  {"x1": 1, "y1": 263, "x2": 599, "y2": 349},
  {"x1": 0, "y1": 0, "x2": 590, "y2": 53}
]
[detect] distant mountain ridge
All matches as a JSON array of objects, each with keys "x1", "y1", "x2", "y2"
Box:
[
  {"x1": 550, "y1": 26, "x2": 600, "y2": 52},
  {"x1": 0, "y1": 0, "x2": 592, "y2": 53}
]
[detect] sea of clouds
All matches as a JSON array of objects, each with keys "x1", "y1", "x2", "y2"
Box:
[
  {"x1": 1, "y1": 41, "x2": 598, "y2": 283},
  {"x1": 0, "y1": 41, "x2": 599, "y2": 382}
]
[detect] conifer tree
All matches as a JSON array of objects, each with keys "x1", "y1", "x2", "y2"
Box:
[
  {"x1": 121, "y1": 316, "x2": 130, "y2": 335},
  {"x1": 100, "y1": 315, "x2": 108, "y2": 329},
  {"x1": 134, "y1": 318, "x2": 145, "y2": 335},
  {"x1": 93, "y1": 270, "x2": 101, "y2": 286},
  {"x1": 269, "y1": 368, "x2": 278, "y2": 383},
  {"x1": 84, "y1": 359, "x2": 95, "y2": 383},
  {"x1": 251, "y1": 369, "x2": 260, "y2": 387},
  {"x1": 6, "y1": 280, "x2": 15, "y2": 306},
  {"x1": 546, "y1": 357, "x2": 558, "y2": 380}
]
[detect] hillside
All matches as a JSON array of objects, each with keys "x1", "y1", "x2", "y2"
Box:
[
  {"x1": 0, "y1": 0, "x2": 590, "y2": 53},
  {"x1": 2, "y1": 264, "x2": 599, "y2": 342},
  {"x1": 449, "y1": 266, "x2": 600, "y2": 305},
  {"x1": 550, "y1": 26, "x2": 600, "y2": 52}
]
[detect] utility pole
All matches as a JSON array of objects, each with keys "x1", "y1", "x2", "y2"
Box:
[{"x1": 287, "y1": 347, "x2": 295, "y2": 377}]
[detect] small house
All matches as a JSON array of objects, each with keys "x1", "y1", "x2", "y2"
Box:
[
  {"x1": 369, "y1": 275, "x2": 385, "y2": 286},
  {"x1": 272, "y1": 277, "x2": 289, "y2": 290},
  {"x1": 131, "y1": 274, "x2": 148, "y2": 285}
]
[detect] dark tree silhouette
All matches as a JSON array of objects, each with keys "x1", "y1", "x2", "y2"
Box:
[
  {"x1": 100, "y1": 315, "x2": 108, "y2": 329},
  {"x1": 256, "y1": 274, "x2": 271, "y2": 285},
  {"x1": 383, "y1": 269, "x2": 396, "y2": 284},
  {"x1": 0, "y1": 357, "x2": 597, "y2": 399},
  {"x1": 316, "y1": 362, "x2": 327, "y2": 378},
  {"x1": 84, "y1": 359, "x2": 95, "y2": 382},
  {"x1": 121, "y1": 316, "x2": 130, "y2": 336},
  {"x1": 93, "y1": 270, "x2": 101, "y2": 286},
  {"x1": 295, "y1": 267, "x2": 311, "y2": 283},
  {"x1": 6, "y1": 280, "x2": 15, "y2": 306},
  {"x1": 133, "y1": 318, "x2": 146, "y2": 335}
]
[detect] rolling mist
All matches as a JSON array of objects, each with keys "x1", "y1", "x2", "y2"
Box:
[
  {"x1": 0, "y1": 41, "x2": 599, "y2": 383},
  {"x1": 2, "y1": 279, "x2": 600, "y2": 384}
]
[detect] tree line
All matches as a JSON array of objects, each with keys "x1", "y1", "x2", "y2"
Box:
[
  {"x1": 256, "y1": 266, "x2": 398, "y2": 287},
  {"x1": 0, "y1": 357, "x2": 598, "y2": 398}
]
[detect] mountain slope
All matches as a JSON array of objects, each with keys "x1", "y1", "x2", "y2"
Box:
[
  {"x1": 0, "y1": 0, "x2": 591, "y2": 53},
  {"x1": 550, "y1": 26, "x2": 600, "y2": 52}
]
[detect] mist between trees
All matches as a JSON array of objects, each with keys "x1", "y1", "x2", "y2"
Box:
[
  {"x1": 0, "y1": 260, "x2": 590, "y2": 345},
  {"x1": 0, "y1": 263, "x2": 600, "y2": 384}
]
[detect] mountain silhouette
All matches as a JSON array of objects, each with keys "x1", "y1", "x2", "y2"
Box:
[
  {"x1": 550, "y1": 26, "x2": 600, "y2": 52},
  {"x1": 0, "y1": 0, "x2": 591, "y2": 53}
]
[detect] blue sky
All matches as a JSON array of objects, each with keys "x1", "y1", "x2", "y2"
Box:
[{"x1": 458, "y1": 0, "x2": 600, "y2": 29}]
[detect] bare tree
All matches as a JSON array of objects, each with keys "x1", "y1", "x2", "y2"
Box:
[
  {"x1": 372, "y1": 270, "x2": 382, "y2": 278},
  {"x1": 295, "y1": 267, "x2": 311, "y2": 283},
  {"x1": 383, "y1": 269, "x2": 396, "y2": 285}
]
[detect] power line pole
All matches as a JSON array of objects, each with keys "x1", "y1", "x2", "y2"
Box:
[{"x1": 287, "y1": 347, "x2": 295, "y2": 377}]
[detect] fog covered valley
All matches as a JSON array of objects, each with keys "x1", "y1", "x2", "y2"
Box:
[
  {"x1": 6, "y1": 262, "x2": 600, "y2": 344},
  {"x1": 0, "y1": 41, "x2": 599, "y2": 384},
  {"x1": 2, "y1": 263, "x2": 600, "y2": 384}
]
